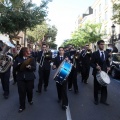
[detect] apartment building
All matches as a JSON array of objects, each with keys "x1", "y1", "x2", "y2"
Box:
[{"x1": 76, "y1": 0, "x2": 120, "y2": 51}]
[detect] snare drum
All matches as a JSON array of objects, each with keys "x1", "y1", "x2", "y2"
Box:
[
  {"x1": 53, "y1": 60, "x2": 72, "y2": 84},
  {"x1": 96, "y1": 71, "x2": 110, "y2": 86}
]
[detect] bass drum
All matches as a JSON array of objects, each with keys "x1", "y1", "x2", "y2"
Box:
[
  {"x1": 96, "y1": 71, "x2": 110, "y2": 86},
  {"x1": 53, "y1": 60, "x2": 72, "y2": 84}
]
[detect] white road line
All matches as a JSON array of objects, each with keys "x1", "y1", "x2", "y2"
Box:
[{"x1": 66, "y1": 104, "x2": 72, "y2": 120}]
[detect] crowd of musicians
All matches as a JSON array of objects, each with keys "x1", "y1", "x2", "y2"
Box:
[{"x1": 0, "y1": 40, "x2": 119, "y2": 112}]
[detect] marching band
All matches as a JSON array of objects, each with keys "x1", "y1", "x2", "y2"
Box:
[{"x1": 0, "y1": 39, "x2": 113, "y2": 113}]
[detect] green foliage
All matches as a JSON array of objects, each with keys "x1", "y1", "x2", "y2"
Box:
[
  {"x1": 112, "y1": 3, "x2": 120, "y2": 24},
  {"x1": 0, "y1": 0, "x2": 50, "y2": 38},
  {"x1": 27, "y1": 22, "x2": 48, "y2": 42},
  {"x1": 27, "y1": 23, "x2": 58, "y2": 49},
  {"x1": 62, "y1": 22, "x2": 103, "y2": 47}
]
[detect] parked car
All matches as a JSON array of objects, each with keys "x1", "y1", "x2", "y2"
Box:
[
  {"x1": 52, "y1": 50, "x2": 58, "y2": 59},
  {"x1": 110, "y1": 53, "x2": 120, "y2": 79}
]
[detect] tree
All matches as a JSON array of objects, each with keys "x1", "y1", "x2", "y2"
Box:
[
  {"x1": 0, "y1": 0, "x2": 50, "y2": 39},
  {"x1": 27, "y1": 23, "x2": 58, "y2": 49},
  {"x1": 27, "y1": 22, "x2": 48, "y2": 43},
  {"x1": 62, "y1": 22, "x2": 103, "y2": 47},
  {"x1": 112, "y1": 2, "x2": 120, "y2": 24}
]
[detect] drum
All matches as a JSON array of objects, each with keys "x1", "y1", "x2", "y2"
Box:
[
  {"x1": 96, "y1": 71, "x2": 110, "y2": 86},
  {"x1": 53, "y1": 60, "x2": 72, "y2": 84}
]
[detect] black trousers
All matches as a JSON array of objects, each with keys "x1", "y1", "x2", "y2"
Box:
[
  {"x1": 38, "y1": 67, "x2": 50, "y2": 92},
  {"x1": 13, "y1": 68, "x2": 17, "y2": 83},
  {"x1": 94, "y1": 76, "x2": 107, "y2": 102},
  {"x1": 81, "y1": 65, "x2": 90, "y2": 83},
  {"x1": 0, "y1": 70, "x2": 10, "y2": 96},
  {"x1": 68, "y1": 68, "x2": 78, "y2": 91},
  {"x1": 17, "y1": 80, "x2": 34, "y2": 109},
  {"x1": 56, "y1": 81, "x2": 68, "y2": 106}
]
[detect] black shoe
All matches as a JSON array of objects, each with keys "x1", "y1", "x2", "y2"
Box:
[
  {"x1": 94, "y1": 101, "x2": 99, "y2": 105},
  {"x1": 12, "y1": 82, "x2": 16, "y2": 85},
  {"x1": 4, "y1": 95, "x2": 9, "y2": 99},
  {"x1": 18, "y1": 108, "x2": 25, "y2": 113},
  {"x1": 44, "y1": 88, "x2": 47, "y2": 91},
  {"x1": 68, "y1": 88, "x2": 72, "y2": 91},
  {"x1": 98, "y1": 90, "x2": 101, "y2": 94},
  {"x1": 74, "y1": 90, "x2": 79, "y2": 94},
  {"x1": 84, "y1": 81, "x2": 88, "y2": 84},
  {"x1": 57, "y1": 99, "x2": 61, "y2": 103},
  {"x1": 29, "y1": 101, "x2": 33, "y2": 105},
  {"x1": 36, "y1": 90, "x2": 41, "y2": 94},
  {"x1": 62, "y1": 105, "x2": 67, "y2": 110},
  {"x1": 100, "y1": 101, "x2": 109, "y2": 106},
  {"x1": 81, "y1": 80, "x2": 84, "y2": 83}
]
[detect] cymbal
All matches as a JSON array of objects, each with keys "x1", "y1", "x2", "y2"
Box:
[{"x1": 20, "y1": 58, "x2": 34, "y2": 71}]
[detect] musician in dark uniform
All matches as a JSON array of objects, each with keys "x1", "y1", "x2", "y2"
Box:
[
  {"x1": 53, "y1": 47, "x2": 69, "y2": 110},
  {"x1": 36, "y1": 44, "x2": 52, "y2": 93},
  {"x1": 68, "y1": 48, "x2": 79, "y2": 94},
  {"x1": 13, "y1": 44, "x2": 21, "y2": 85},
  {"x1": 80, "y1": 44, "x2": 92, "y2": 84},
  {"x1": 29, "y1": 47, "x2": 37, "y2": 61},
  {"x1": 91, "y1": 40, "x2": 110, "y2": 105},
  {"x1": 14, "y1": 47, "x2": 36, "y2": 112},
  {"x1": 0, "y1": 44, "x2": 13, "y2": 99}
]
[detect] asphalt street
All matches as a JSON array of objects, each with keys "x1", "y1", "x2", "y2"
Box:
[{"x1": 0, "y1": 66, "x2": 120, "y2": 120}]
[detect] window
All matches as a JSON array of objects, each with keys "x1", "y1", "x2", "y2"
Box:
[
  {"x1": 94, "y1": 9, "x2": 96, "y2": 16},
  {"x1": 99, "y1": 17, "x2": 101, "y2": 23},
  {"x1": 104, "y1": 26, "x2": 107, "y2": 35},
  {"x1": 105, "y1": 0, "x2": 107, "y2": 5},
  {"x1": 99, "y1": 4, "x2": 101, "y2": 12},
  {"x1": 105, "y1": 11, "x2": 107, "y2": 21}
]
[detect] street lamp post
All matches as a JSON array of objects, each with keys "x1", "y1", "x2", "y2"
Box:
[{"x1": 111, "y1": 24, "x2": 116, "y2": 45}]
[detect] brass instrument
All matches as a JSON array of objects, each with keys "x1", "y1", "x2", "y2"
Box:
[
  {"x1": 39, "y1": 50, "x2": 51, "y2": 67},
  {"x1": 0, "y1": 35, "x2": 15, "y2": 73},
  {"x1": 40, "y1": 51, "x2": 45, "y2": 67},
  {"x1": 74, "y1": 53, "x2": 79, "y2": 59},
  {"x1": 82, "y1": 49, "x2": 91, "y2": 57}
]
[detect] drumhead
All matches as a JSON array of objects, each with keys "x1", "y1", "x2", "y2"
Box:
[
  {"x1": 100, "y1": 71, "x2": 110, "y2": 84},
  {"x1": 53, "y1": 60, "x2": 64, "y2": 79}
]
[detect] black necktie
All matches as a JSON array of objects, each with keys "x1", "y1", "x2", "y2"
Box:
[
  {"x1": 101, "y1": 52, "x2": 104, "y2": 61},
  {"x1": 60, "y1": 57, "x2": 63, "y2": 61}
]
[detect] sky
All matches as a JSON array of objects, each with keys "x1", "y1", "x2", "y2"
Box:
[{"x1": 32, "y1": 0, "x2": 94, "y2": 47}]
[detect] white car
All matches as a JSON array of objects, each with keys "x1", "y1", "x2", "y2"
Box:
[{"x1": 52, "y1": 50, "x2": 58, "y2": 59}]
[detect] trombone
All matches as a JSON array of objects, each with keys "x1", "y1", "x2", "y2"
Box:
[{"x1": 39, "y1": 50, "x2": 46, "y2": 67}]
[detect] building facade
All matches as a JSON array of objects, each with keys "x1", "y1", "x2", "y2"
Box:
[{"x1": 76, "y1": 0, "x2": 120, "y2": 51}]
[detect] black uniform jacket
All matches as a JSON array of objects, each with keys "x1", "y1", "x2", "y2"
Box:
[
  {"x1": 13, "y1": 56, "x2": 36, "y2": 81},
  {"x1": 91, "y1": 50, "x2": 110, "y2": 75}
]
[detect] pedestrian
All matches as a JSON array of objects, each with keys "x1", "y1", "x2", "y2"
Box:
[
  {"x1": 36, "y1": 43, "x2": 52, "y2": 93},
  {"x1": 12, "y1": 44, "x2": 21, "y2": 85},
  {"x1": 67, "y1": 48, "x2": 79, "y2": 94},
  {"x1": 91, "y1": 40, "x2": 110, "y2": 105},
  {"x1": 14, "y1": 47, "x2": 36, "y2": 112},
  {"x1": 0, "y1": 43, "x2": 13, "y2": 99},
  {"x1": 52, "y1": 47, "x2": 69, "y2": 110},
  {"x1": 80, "y1": 44, "x2": 92, "y2": 84}
]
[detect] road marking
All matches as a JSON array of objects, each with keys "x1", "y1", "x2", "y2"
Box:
[{"x1": 66, "y1": 105, "x2": 72, "y2": 120}]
